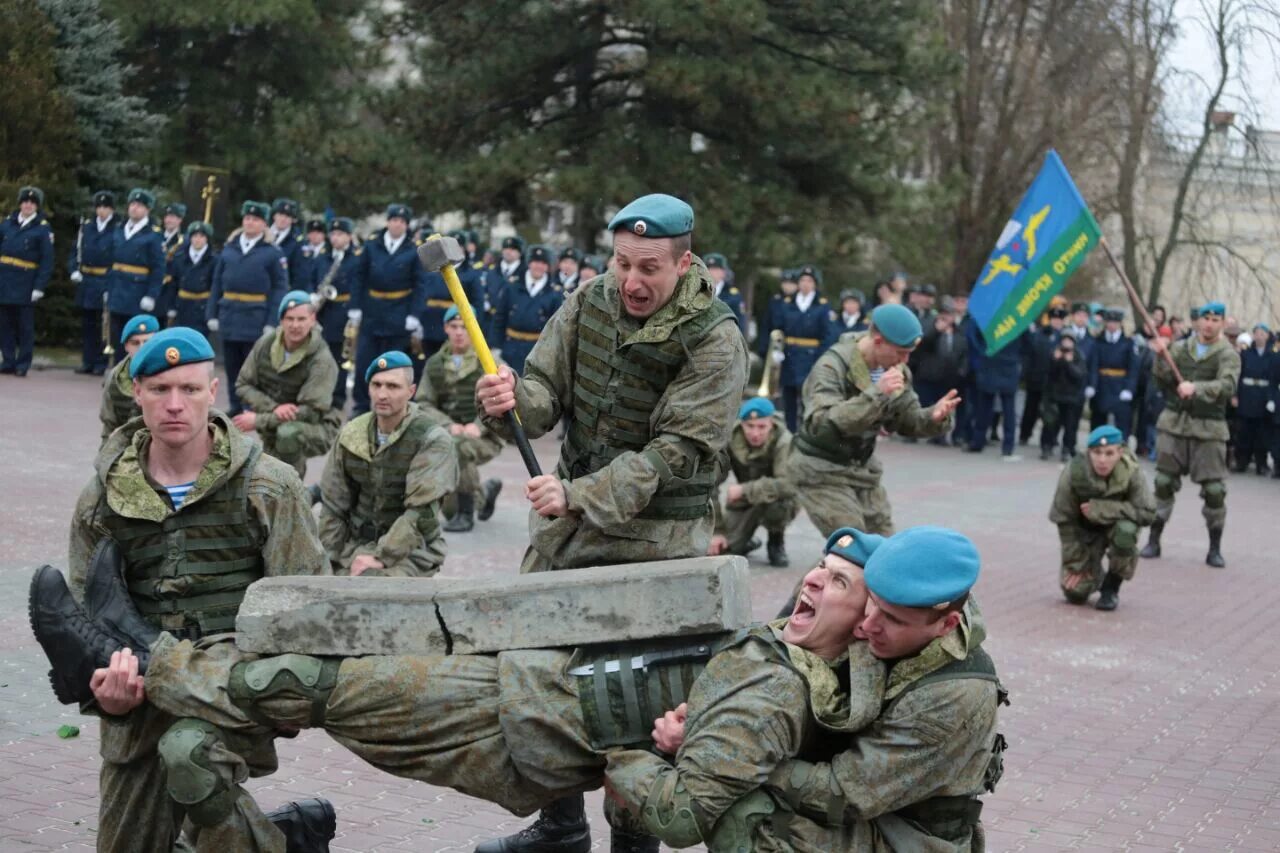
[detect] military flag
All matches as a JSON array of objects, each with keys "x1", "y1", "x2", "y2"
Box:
[{"x1": 968, "y1": 150, "x2": 1101, "y2": 354}]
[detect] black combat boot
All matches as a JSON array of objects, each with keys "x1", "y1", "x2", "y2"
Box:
[
  {"x1": 265, "y1": 798, "x2": 337, "y2": 853},
  {"x1": 478, "y1": 478, "x2": 503, "y2": 521},
  {"x1": 444, "y1": 493, "x2": 476, "y2": 533},
  {"x1": 610, "y1": 829, "x2": 660, "y2": 853},
  {"x1": 766, "y1": 531, "x2": 789, "y2": 568},
  {"x1": 474, "y1": 793, "x2": 591, "y2": 853},
  {"x1": 28, "y1": 565, "x2": 132, "y2": 705},
  {"x1": 1206, "y1": 527, "x2": 1226, "y2": 568},
  {"x1": 733, "y1": 537, "x2": 762, "y2": 556},
  {"x1": 84, "y1": 539, "x2": 159, "y2": 651},
  {"x1": 1139, "y1": 520, "x2": 1163, "y2": 559},
  {"x1": 1095, "y1": 573, "x2": 1122, "y2": 611}
]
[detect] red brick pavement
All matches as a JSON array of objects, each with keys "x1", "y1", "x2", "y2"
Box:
[{"x1": 1, "y1": 369, "x2": 1278, "y2": 851}]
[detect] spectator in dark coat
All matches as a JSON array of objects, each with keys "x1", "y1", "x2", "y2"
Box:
[
  {"x1": 1020, "y1": 308, "x2": 1065, "y2": 446},
  {"x1": 1041, "y1": 332, "x2": 1088, "y2": 461},
  {"x1": 915, "y1": 307, "x2": 967, "y2": 445},
  {"x1": 1235, "y1": 323, "x2": 1274, "y2": 474},
  {"x1": 964, "y1": 322, "x2": 1027, "y2": 457}
]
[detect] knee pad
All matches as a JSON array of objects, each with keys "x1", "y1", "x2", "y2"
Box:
[
  {"x1": 1153, "y1": 471, "x2": 1180, "y2": 501},
  {"x1": 1110, "y1": 520, "x2": 1139, "y2": 554},
  {"x1": 274, "y1": 421, "x2": 302, "y2": 456},
  {"x1": 157, "y1": 719, "x2": 235, "y2": 827},
  {"x1": 1201, "y1": 480, "x2": 1227, "y2": 509},
  {"x1": 228, "y1": 654, "x2": 339, "y2": 728}
]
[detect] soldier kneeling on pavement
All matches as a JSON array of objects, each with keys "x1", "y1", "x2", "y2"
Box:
[
  {"x1": 414, "y1": 306, "x2": 503, "y2": 533},
  {"x1": 1049, "y1": 425, "x2": 1156, "y2": 611},
  {"x1": 99, "y1": 313, "x2": 158, "y2": 446},
  {"x1": 715, "y1": 397, "x2": 797, "y2": 567},
  {"x1": 233, "y1": 291, "x2": 342, "y2": 478},
  {"x1": 318, "y1": 351, "x2": 458, "y2": 576}
]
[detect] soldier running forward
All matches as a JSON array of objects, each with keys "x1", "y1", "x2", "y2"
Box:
[
  {"x1": 716, "y1": 397, "x2": 797, "y2": 567},
  {"x1": 318, "y1": 351, "x2": 457, "y2": 577},
  {"x1": 1140, "y1": 301, "x2": 1241, "y2": 567},
  {"x1": 414, "y1": 306, "x2": 504, "y2": 533},
  {"x1": 232, "y1": 290, "x2": 342, "y2": 477},
  {"x1": 1049, "y1": 425, "x2": 1156, "y2": 611},
  {"x1": 98, "y1": 313, "x2": 158, "y2": 446},
  {"x1": 788, "y1": 303, "x2": 961, "y2": 538},
  {"x1": 475, "y1": 193, "x2": 748, "y2": 853},
  {"x1": 34, "y1": 525, "x2": 1004, "y2": 852},
  {"x1": 64, "y1": 326, "x2": 332, "y2": 853}
]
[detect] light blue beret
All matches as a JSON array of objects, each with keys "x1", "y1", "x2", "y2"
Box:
[
  {"x1": 278, "y1": 290, "x2": 314, "y2": 320},
  {"x1": 864, "y1": 526, "x2": 980, "y2": 608},
  {"x1": 1087, "y1": 425, "x2": 1124, "y2": 448},
  {"x1": 443, "y1": 306, "x2": 461, "y2": 324},
  {"x1": 1200, "y1": 301, "x2": 1226, "y2": 317},
  {"x1": 1253, "y1": 322, "x2": 1270, "y2": 333},
  {"x1": 608, "y1": 194, "x2": 694, "y2": 238},
  {"x1": 871, "y1": 303, "x2": 923, "y2": 347},
  {"x1": 824, "y1": 527, "x2": 885, "y2": 568},
  {"x1": 130, "y1": 327, "x2": 215, "y2": 379},
  {"x1": 365, "y1": 350, "x2": 413, "y2": 383},
  {"x1": 241, "y1": 200, "x2": 269, "y2": 220},
  {"x1": 738, "y1": 397, "x2": 776, "y2": 420},
  {"x1": 120, "y1": 314, "x2": 159, "y2": 345}
]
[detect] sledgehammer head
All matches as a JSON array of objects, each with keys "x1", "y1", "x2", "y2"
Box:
[{"x1": 417, "y1": 235, "x2": 466, "y2": 272}]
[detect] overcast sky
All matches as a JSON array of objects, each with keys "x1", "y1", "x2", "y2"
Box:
[{"x1": 1166, "y1": 3, "x2": 1280, "y2": 134}]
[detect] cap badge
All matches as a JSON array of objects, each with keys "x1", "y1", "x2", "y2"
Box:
[
  {"x1": 633, "y1": 220, "x2": 647, "y2": 236},
  {"x1": 377, "y1": 357, "x2": 387, "y2": 369},
  {"x1": 836, "y1": 535, "x2": 853, "y2": 548},
  {"x1": 164, "y1": 347, "x2": 180, "y2": 365}
]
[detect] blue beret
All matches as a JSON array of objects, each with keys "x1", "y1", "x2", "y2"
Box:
[
  {"x1": 824, "y1": 527, "x2": 885, "y2": 568},
  {"x1": 328, "y1": 217, "x2": 354, "y2": 234},
  {"x1": 1087, "y1": 425, "x2": 1124, "y2": 448},
  {"x1": 1253, "y1": 322, "x2": 1271, "y2": 333},
  {"x1": 127, "y1": 188, "x2": 156, "y2": 208},
  {"x1": 365, "y1": 350, "x2": 413, "y2": 383},
  {"x1": 608, "y1": 194, "x2": 694, "y2": 238},
  {"x1": 278, "y1": 290, "x2": 314, "y2": 319},
  {"x1": 443, "y1": 306, "x2": 461, "y2": 324},
  {"x1": 120, "y1": 314, "x2": 159, "y2": 345},
  {"x1": 271, "y1": 198, "x2": 300, "y2": 218},
  {"x1": 864, "y1": 526, "x2": 980, "y2": 608},
  {"x1": 385, "y1": 203, "x2": 413, "y2": 221},
  {"x1": 186, "y1": 221, "x2": 213, "y2": 239},
  {"x1": 871, "y1": 303, "x2": 923, "y2": 347},
  {"x1": 241, "y1": 200, "x2": 269, "y2": 220},
  {"x1": 1200, "y1": 301, "x2": 1226, "y2": 317},
  {"x1": 130, "y1": 328, "x2": 215, "y2": 379},
  {"x1": 738, "y1": 397, "x2": 775, "y2": 420}
]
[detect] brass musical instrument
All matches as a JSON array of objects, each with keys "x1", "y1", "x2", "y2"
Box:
[
  {"x1": 755, "y1": 329, "x2": 784, "y2": 397},
  {"x1": 312, "y1": 250, "x2": 343, "y2": 312},
  {"x1": 102, "y1": 299, "x2": 115, "y2": 356},
  {"x1": 340, "y1": 319, "x2": 357, "y2": 371}
]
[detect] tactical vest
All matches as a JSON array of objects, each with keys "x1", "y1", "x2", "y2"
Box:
[
  {"x1": 424, "y1": 349, "x2": 480, "y2": 423},
  {"x1": 97, "y1": 444, "x2": 265, "y2": 638},
  {"x1": 728, "y1": 420, "x2": 782, "y2": 484},
  {"x1": 1163, "y1": 340, "x2": 1229, "y2": 420},
  {"x1": 562, "y1": 282, "x2": 735, "y2": 520},
  {"x1": 345, "y1": 415, "x2": 442, "y2": 544},
  {"x1": 793, "y1": 344, "x2": 878, "y2": 466},
  {"x1": 251, "y1": 335, "x2": 312, "y2": 406}
]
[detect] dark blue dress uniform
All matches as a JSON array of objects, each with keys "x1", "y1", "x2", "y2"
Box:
[
  {"x1": 419, "y1": 265, "x2": 484, "y2": 350},
  {"x1": 779, "y1": 291, "x2": 838, "y2": 432},
  {"x1": 715, "y1": 282, "x2": 747, "y2": 334},
  {"x1": 168, "y1": 244, "x2": 216, "y2": 336},
  {"x1": 1087, "y1": 325, "x2": 1138, "y2": 438},
  {"x1": 351, "y1": 228, "x2": 428, "y2": 415},
  {"x1": 105, "y1": 220, "x2": 166, "y2": 361},
  {"x1": 308, "y1": 242, "x2": 363, "y2": 409},
  {"x1": 484, "y1": 253, "x2": 525, "y2": 340},
  {"x1": 207, "y1": 232, "x2": 288, "y2": 414},
  {"x1": 70, "y1": 210, "x2": 121, "y2": 373},
  {"x1": 271, "y1": 228, "x2": 306, "y2": 288},
  {"x1": 493, "y1": 272, "x2": 563, "y2": 376},
  {"x1": 293, "y1": 224, "x2": 329, "y2": 290},
  {"x1": 155, "y1": 227, "x2": 185, "y2": 321},
  {"x1": 0, "y1": 203, "x2": 54, "y2": 375},
  {"x1": 1235, "y1": 339, "x2": 1275, "y2": 472}
]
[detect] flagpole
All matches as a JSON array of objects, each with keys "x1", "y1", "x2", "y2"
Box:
[{"x1": 1098, "y1": 236, "x2": 1184, "y2": 383}]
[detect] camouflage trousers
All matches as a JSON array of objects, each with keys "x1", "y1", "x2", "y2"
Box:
[
  {"x1": 452, "y1": 430, "x2": 503, "y2": 498},
  {"x1": 787, "y1": 451, "x2": 894, "y2": 539},
  {"x1": 1154, "y1": 431, "x2": 1228, "y2": 530},
  {"x1": 259, "y1": 410, "x2": 341, "y2": 478},
  {"x1": 1057, "y1": 521, "x2": 1140, "y2": 603},
  {"x1": 724, "y1": 499, "x2": 798, "y2": 552}
]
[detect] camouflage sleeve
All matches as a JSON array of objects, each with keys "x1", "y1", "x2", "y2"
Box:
[
  {"x1": 99, "y1": 384, "x2": 119, "y2": 446},
  {"x1": 482, "y1": 289, "x2": 582, "y2": 439},
  {"x1": 1151, "y1": 343, "x2": 1178, "y2": 392},
  {"x1": 289, "y1": 349, "x2": 339, "y2": 425},
  {"x1": 67, "y1": 479, "x2": 105, "y2": 601},
  {"x1": 563, "y1": 322, "x2": 747, "y2": 528},
  {"x1": 373, "y1": 426, "x2": 458, "y2": 567},
  {"x1": 1195, "y1": 346, "x2": 1240, "y2": 407},
  {"x1": 1046, "y1": 465, "x2": 1078, "y2": 525},
  {"x1": 739, "y1": 433, "x2": 797, "y2": 504},
  {"x1": 318, "y1": 443, "x2": 352, "y2": 566},
  {"x1": 412, "y1": 367, "x2": 453, "y2": 426},
  {"x1": 882, "y1": 370, "x2": 951, "y2": 439},
  {"x1": 249, "y1": 458, "x2": 329, "y2": 576},
  {"x1": 1089, "y1": 468, "x2": 1158, "y2": 526},
  {"x1": 234, "y1": 336, "x2": 279, "y2": 418},
  {"x1": 768, "y1": 678, "x2": 998, "y2": 823},
  {"x1": 605, "y1": 643, "x2": 809, "y2": 844},
  {"x1": 803, "y1": 351, "x2": 884, "y2": 436}
]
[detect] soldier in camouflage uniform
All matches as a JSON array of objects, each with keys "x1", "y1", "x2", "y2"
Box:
[
  {"x1": 319, "y1": 351, "x2": 457, "y2": 577},
  {"x1": 64, "y1": 328, "x2": 331, "y2": 853},
  {"x1": 1140, "y1": 301, "x2": 1241, "y2": 567},
  {"x1": 1049, "y1": 425, "x2": 1156, "y2": 611},
  {"x1": 232, "y1": 291, "x2": 341, "y2": 477},
  {"x1": 414, "y1": 307, "x2": 504, "y2": 533},
  {"x1": 718, "y1": 397, "x2": 797, "y2": 567},
  {"x1": 788, "y1": 303, "x2": 961, "y2": 538},
  {"x1": 99, "y1": 313, "x2": 158, "y2": 446}
]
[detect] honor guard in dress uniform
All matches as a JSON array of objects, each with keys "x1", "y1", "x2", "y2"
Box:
[
  {"x1": 350, "y1": 203, "x2": 428, "y2": 415},
  {"x1": 167, "y1": 221, "x2": 216, "y2": 335},
  {"x1": 206, "y1": 200, "x2": 289, "y2": 414},
  {"x1": 704, "y1": 252, "x2": 746, "y2": 334},
  {"x1": 1233, "y1": 323, "x2": 1274, "y2": 474},
  {"x1": 294, "y1": 217, "x2": 329, "y2": 286},
  {"x1": 758, "y1": 268, "x2": 798, "y2": 358},
  {"x1": 1140, "y1": 301, "x2": 1241, "y2": 567},
  {"x1": 1086, "y1": 308, "x2": 1138, "y2": 439},
  {"x1": 309, "y1": 217, "x2": 363, "y2": 409},
  {"x1": 1050, "y1": 425, "x2": 1156, "y2": 611},
  {"x1": 233, "y1": 291, "x2": 342, "y2": 477},
  {"x1": 98, "y1": 313, "x2": 157, "y2": 445},
  {"x1": 717, "y1": 397, "x2": 797, "y2": 566},
  {"x1": 417, "y1": 229, "x2": 484, "y2": 357},
  {"x1": 1064, "y1": 301, "x2": 1096, "y2": 362},
  {"x1": 554, "y1": 246, "x2": 581, "y2": 293},
  {"x1": 777, "y1": 264, "x2": 838, "y2": 432},
  {"x1": 484, "y1": 235, "x2": 525, "y2": 338},
  {"x1": 104, "y1": 189, "x2": 165, "y2": 363},
  {"x1": 268, "y1": 198, "x2": 305, "y2": 287},
  {"x1": 415, "y1": 307, "x2": 505, "y2": 533},
  {"x1": 154, "y1": 203, "x2": 187, "y2": 322},
  {"x1": 319, "y1": 351, "x2": 457, "y2": 576},
  {"x1": 837, "y1": 289, "x2": 867, "y2": 336},
  {"x1": 492, "y1": 244, "x2": 563, "y2": 376},
  {"x1": 579, "y1": 254, "x2": 603, "y2": 285},
  {"x1": 1020, "y1": 307, "x2": 1065, "y2": 447},
  {"x1": 70, "y1": 190, "x2": 120, "y2": 375}
]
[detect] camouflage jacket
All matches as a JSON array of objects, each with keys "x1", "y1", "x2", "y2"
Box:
[
  {"x1": 69, "y1": 411, "x2": 328, "y2": 600},
  {"x1": 234, "y1": 326, "x2": 338, "y2": 429},
  {"x1": 1049, "y1": 451, "x2": 1156, "y2": 528},
  {"x1": 98, "y1": 355, "x2": 139, "y2": 446},
  {"x1": 1153, "y1": 336, "x2": 1240, "y2": 441},
  {"x1": 726, "y1": 415, "x2": 796, "y2": 506}
]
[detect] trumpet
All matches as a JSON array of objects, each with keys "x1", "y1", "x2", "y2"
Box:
[
  {"x1": 102, "y1": 300, "x2": 115, "y2": 357},
  {"x1": 312, "y1": 283, "x2": 338, "y2": 312},
  {"x1": 755, "y1": 330, "x2": 784, "y2": 397},
  {"x1": 340, "y1": 319, "x2": 357, "y2": 371}
]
